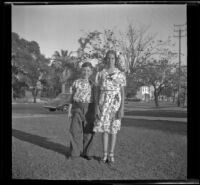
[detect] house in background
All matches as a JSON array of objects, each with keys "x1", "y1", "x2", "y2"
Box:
[{"x1": 136, "y1": 85, "x2": 154, "y2": 102}]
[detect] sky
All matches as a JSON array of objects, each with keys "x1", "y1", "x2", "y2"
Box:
[{"x1": 12, "y1": 4, "x2": 187, "y2": 65}]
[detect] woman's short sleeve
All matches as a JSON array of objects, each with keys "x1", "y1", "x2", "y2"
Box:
[{"x1": 119, "y1": 72, "x2": 126, "y2": 87}]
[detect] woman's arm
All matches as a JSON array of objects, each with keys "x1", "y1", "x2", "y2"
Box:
[
  {"x1": 94, "y1": 72, "x2": 101, "y2": 119},
  {"x1": 120, "y1": 86, "x2": 125, "y2": 117},
  {"x1": 94, "y1": 85, "x2": 100, "y2": 119},
  {"x1": 116, "y1": 86, "x2": 125, "y2": 119}
]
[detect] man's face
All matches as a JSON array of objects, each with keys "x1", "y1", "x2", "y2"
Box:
[
  {"x1": 82, "y1": 66, "x2": 92, "y2": 79},
  {"x1": 107, "y1": 53, "x2": 115, "y2": 67}
]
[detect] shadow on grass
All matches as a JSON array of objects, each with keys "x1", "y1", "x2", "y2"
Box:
[
  {"x1": 12, "y1": 129, "x2": 71, "y2": 157},
  {"x1": 122, "y1": 118, "x2": 187, "y2": 135},
  {"x1": 92, "y1": 156, "x2": 101, "y2": 162}
]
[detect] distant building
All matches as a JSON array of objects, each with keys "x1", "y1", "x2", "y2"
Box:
[{"x1": 136, "y1": 85, "x2": 154, "y2": 101}]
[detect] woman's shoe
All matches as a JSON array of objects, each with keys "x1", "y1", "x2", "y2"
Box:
[
  {"x1": 101, "y1": 152, "x2": 108, "y2": 163},
  {"x1": 108, "y1": 152, "x2": 115, "y2": 165}
]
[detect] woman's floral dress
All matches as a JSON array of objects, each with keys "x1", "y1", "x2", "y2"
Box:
[{"x1": 93, "y1": 68, "x2": 126, "y2": 134}]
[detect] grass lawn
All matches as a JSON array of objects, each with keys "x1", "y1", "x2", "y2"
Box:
[{"x1": 12, "y1": 114, "x2": 187, "y2": 180}]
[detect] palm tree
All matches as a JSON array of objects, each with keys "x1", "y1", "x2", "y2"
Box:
[{"x1": 50, "y1": 50, "x2": 78, "y2": 93}]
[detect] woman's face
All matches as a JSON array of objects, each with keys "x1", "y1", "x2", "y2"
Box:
[{"x1": 107, "y1": 53, "x2": 115, "y2": 67}]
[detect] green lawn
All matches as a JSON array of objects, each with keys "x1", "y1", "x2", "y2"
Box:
[{"x1": 12, "y1": 114, "x2": 187, "y2": 180}]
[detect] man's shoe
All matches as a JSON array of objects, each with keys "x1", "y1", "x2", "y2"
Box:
[{"x1": 83, "y1": 155, "x2": 93, "y2": 160}]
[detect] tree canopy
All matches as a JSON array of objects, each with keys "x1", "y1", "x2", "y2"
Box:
[{"x1": 12, "y1": 32, "x2": 50, "y2": 101}]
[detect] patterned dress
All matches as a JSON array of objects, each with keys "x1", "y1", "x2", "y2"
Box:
[{"x1": 93, "y1": 68, "x2": 126, "y2": 134}]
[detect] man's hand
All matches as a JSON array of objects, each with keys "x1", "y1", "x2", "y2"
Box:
[
  {"x1": 95, "y1": 105, "x2": 100, "y2": 120},
  {"x1": 116, "y1": 109, "x2": 124, "y2": 119},
  {"x1": 67, "y1": 104, "x2": 72, "y2": 121},
  {"x1": 67, "y1": 111, "x2": 71, "y2": 121}
]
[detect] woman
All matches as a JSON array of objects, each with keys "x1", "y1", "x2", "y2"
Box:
[{"x1": 93, "y1": 50, "x2": 126, "y2": 165}]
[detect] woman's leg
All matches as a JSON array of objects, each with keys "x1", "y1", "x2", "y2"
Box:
[
  {"x1": 108, "y1": 133, "x2": 117, "y2": 163},
  {"x1": 103, "y1": 132, "x2": 109, "y2": 152},
  {"x1": 102, "y1": 132, "x2": 109, "y2": 161},
  {"x1": 110, "y1": 133, "x2": 117, "y2": 154}
]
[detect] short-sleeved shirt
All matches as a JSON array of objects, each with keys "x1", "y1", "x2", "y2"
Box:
[
  {"x1": 70, "y1": 78, "x2": 93, "y2": 103},
  {"x1": 95, "y1": 68, "x2": 126, "y2": 91}
]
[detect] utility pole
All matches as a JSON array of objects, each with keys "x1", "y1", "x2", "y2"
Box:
[{"x1": 173, "y1": 23, "x2": 186, "y2": 107}]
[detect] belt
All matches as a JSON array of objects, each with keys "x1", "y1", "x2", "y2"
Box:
[
  {"x1": 74, "y1": 100, "x2": 92, "y2": 104},
  {"x1": 100, "y1": 89, "x2": 120, "y2": 92}
]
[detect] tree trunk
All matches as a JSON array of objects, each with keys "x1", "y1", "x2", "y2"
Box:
[
  {"x1": 61, "y1": 68, "x2": 71, "y2": 94},
  {"x1": 172, "y1": 90, "x2": 176, "y2": 103},
  {"x1": 32, "y1": 88, "x2": 38, "y2": 103},
  {"x1": 33, "y1": 96, "x2": 36, "y2": 103},
  {"x1": 62, "y1": 84, "x2": 65, "y2": 94},
  {"x1": 184, "y1": 92, "x2": 187, "y2": 107},
  {"x1": 61, "y1": 68, "x2": 66, "y2": 94},
  {"x1": 177, "y1": 94, "x2": 180, "y2": 107},
  {"x1": 154, "y1": 90, "x2": 159, "y2": 107}
]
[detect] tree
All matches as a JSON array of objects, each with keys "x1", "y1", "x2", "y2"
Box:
[
  {"x1": 125, "y1": 73, "x2": 141, "y2": 98},
  {"x1": 118, "y1": 24, "x2": 157, "y2": 72},
  {"x1": 77, "y1": 29, "x2": 127, "y2": 73},
  {"x1": 50, "y1": 49, "x2": 79, "y2": 93},
  {"x1": 168, "y1": 65, "x2": 187, "y2": 106},
  {"x1": 134, "y1": 58, "x2": 176, "y2": 107},
  {"x1": 12, "y1": 32, "x2": 50, "y2": 102},
  {"x1": 118, "y1": 24, "x2": 179, "y2": 74},
  {"x1": 180, "y1": 66, "x2": 187, "y2": 107},
  {"x1": 77, "y1": 30, "x2": 103, "y2": 61},
  {"x1": 44, "y1": 67, "x2": 62, "y2": 98},
  {"x1": 12, "y1": 52, "x2": 28, "y2": 99}
]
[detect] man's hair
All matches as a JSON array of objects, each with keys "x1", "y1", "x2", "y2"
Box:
[{"x1": 82, "y1": 62, "x2": 93, "y2": 69}]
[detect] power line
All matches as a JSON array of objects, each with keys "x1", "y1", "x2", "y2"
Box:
[{"x1": 173, "y1": 23, "x2": 186, "y2": 107}]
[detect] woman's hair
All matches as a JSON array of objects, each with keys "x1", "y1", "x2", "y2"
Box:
[
  {"x1": 104, "y1": 50, "x2": 118, "y2": 66},
  {"x1": 82, "y1": 62, "x2": 93, "y2": 69}
]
